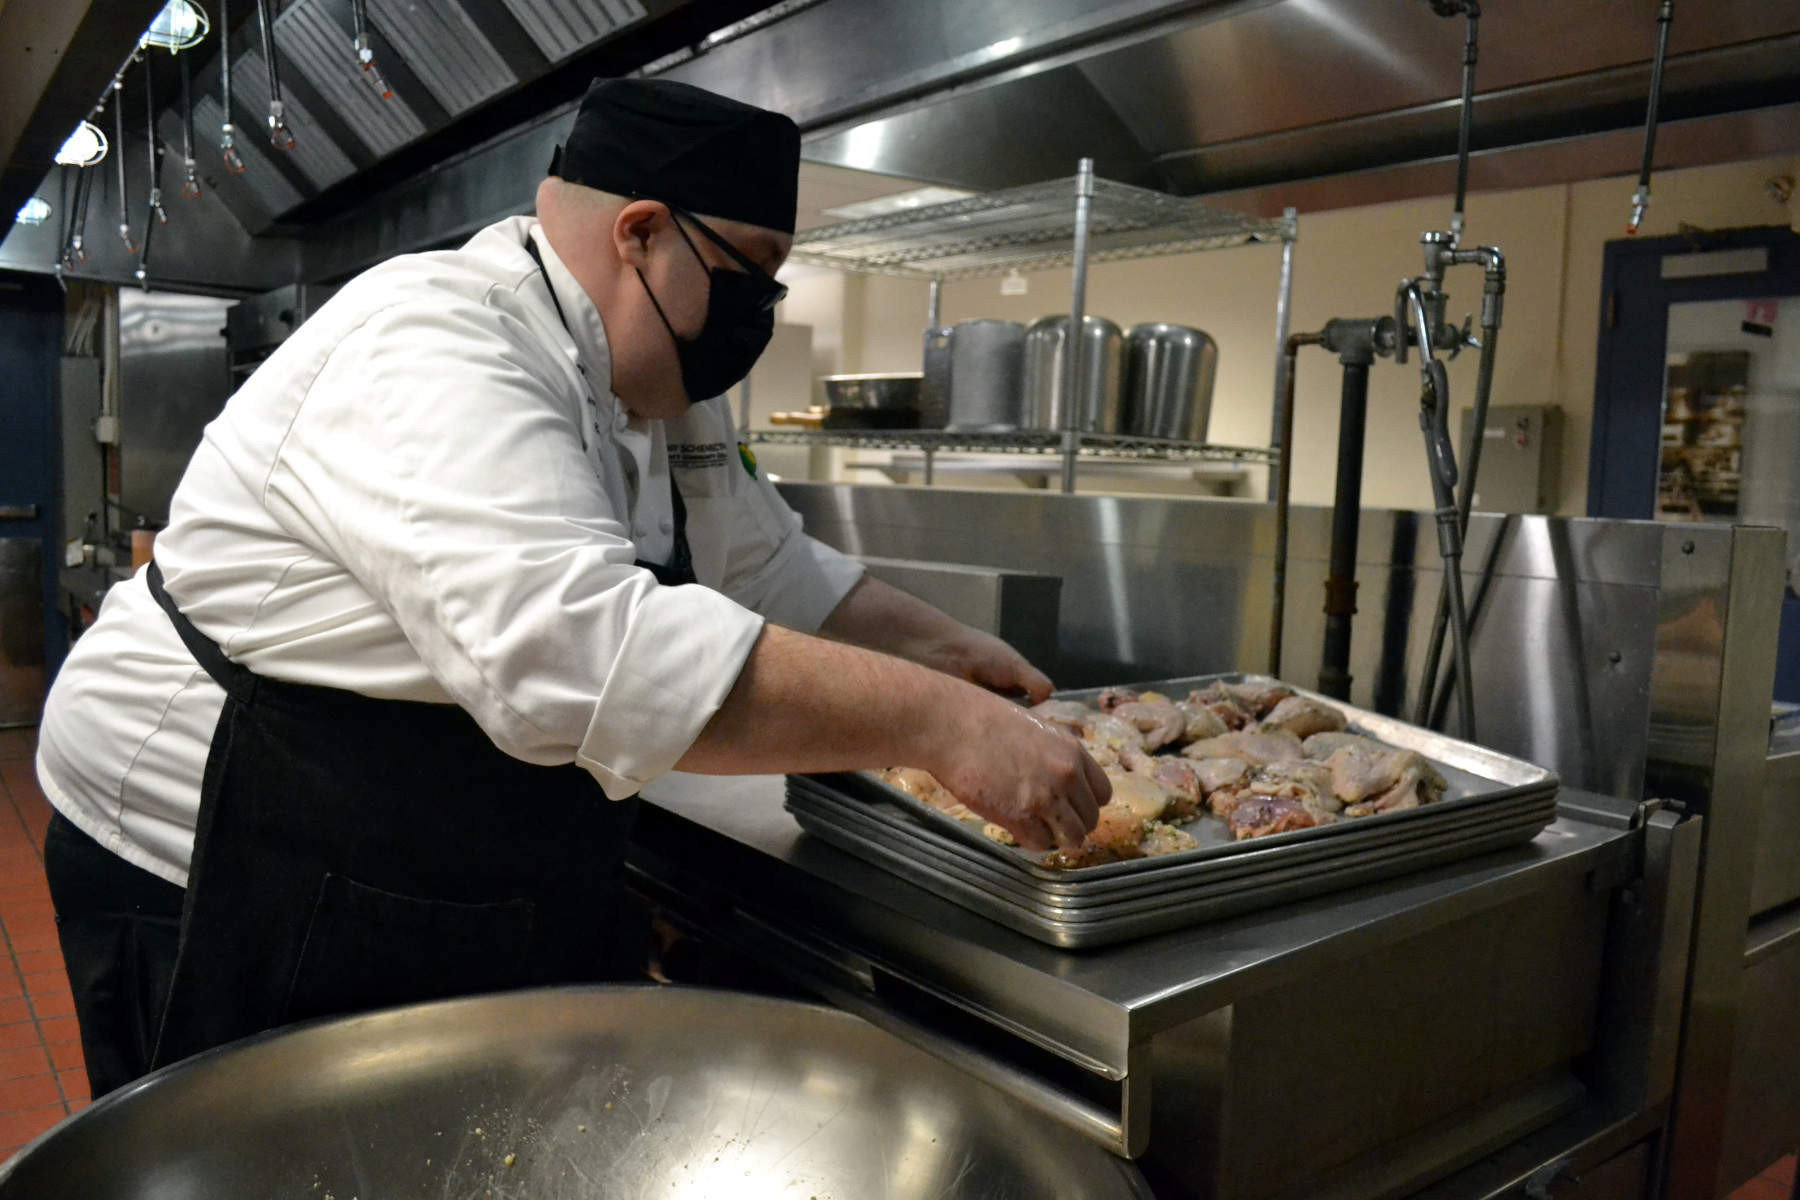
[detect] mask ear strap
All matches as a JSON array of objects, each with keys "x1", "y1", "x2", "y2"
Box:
[{"x1": 636, "y1": 268, "x2": 686, "y2": 345}]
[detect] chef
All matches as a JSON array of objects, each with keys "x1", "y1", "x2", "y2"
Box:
[{"x1": 35, "y1": 78, "x2": 1107, "y2": 1099}]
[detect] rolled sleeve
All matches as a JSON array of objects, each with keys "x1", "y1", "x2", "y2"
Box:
[
  {"x1": 580, "y1": 584, "x2": 763, "y2": 796},
  {"x1": 258, "y1": 296, "x2": 763, "y2": 793}
]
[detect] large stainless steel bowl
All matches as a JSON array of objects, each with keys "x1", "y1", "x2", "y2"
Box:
[{"x1": 0, "y1": 986, "x2": 1149, "y2": 1199}]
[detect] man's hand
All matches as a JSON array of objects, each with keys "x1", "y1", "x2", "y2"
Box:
[
  {"x1": 821, "y1": 575, "x2": 1054, "y2": 703},
  {"x1": 678, "y1": 625, "x2": 1103, "y2": 851},
  {"x1": 926, "y1": 693, "x2": 1107, "y2": 850}
]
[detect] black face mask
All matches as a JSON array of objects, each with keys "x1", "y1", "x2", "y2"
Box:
[{"x1": 637, "y1": 207, "x2": 787, "y2": 404}]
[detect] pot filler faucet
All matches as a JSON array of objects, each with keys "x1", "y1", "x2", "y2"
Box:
[{"x1": 1282, "y1": 0, "x2": 1506, "y2": 741}]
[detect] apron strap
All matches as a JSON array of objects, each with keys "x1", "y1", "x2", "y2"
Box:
[{"x1": 145, "y1": 560, "x2": 259, "y2": 704}]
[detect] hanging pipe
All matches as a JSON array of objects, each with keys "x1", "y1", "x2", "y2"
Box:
[
  {"x1": 179, "y1": 46, "x2": 201, "y2": 197},
  {"x1": 219, "y1": 0, "x2": 244, "y2": 171},
  {"x1": 255, "y1": 0, "x2": 294, "y2": 149},
  {"x1": 1400, "y1": 282, "x2": 1476, "y2": 739},
  {"x1": 1413, "y1": 248, "x2": 1505, "y2": 727},
  {"x1": 350, "y1": 0, "x2": 395, "y2": 98},
  {"x1": 1449, "y1": 2, "x2": 1479, "y2": 242},
  {"x1": 112, "y1": 79, "x2": 137, "y2": 254},
  {"x1": 137, "y1": 54, "x2": 169, "y2": 288},
  {"x1": 1628, "y1": 1, "x2": 1674, "y2": 234},
  {"x1": 1269, "y1": 330, "x2": 1324, "y2": 678}
]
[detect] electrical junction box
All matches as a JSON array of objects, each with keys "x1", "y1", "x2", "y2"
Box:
[{"x1": 1458, "y1": 404, "x2": 1564, "y2": 514}]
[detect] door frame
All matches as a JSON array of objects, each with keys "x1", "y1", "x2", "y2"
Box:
[{"x1": 1588, "y1": 223, "x2": 1800, "y2": 519}]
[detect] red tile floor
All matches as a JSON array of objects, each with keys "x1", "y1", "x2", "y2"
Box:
[
  {"x1": 0, "y1": 726, "x2": 1796, "y2": 1189},
  {"x1": 0, "y1": 727, "x2": 87, "y2": 1162}
]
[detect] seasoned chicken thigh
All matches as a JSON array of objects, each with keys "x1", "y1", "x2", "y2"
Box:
[
  {"x1": 1261, "y1": 695, "x2": 1348, "y2": 739},
  {"x1": 1183, "y1": 727, "x2": 1304, "y2": 766}
]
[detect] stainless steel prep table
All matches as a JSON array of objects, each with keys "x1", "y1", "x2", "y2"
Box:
[{"x1": 628, "y1": 773, "x2": 1671, "y2": 1200}]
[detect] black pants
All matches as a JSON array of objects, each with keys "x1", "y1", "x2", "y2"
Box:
[{"x1": 43, "y1": 813, "x2": 186, "y2": 1099}]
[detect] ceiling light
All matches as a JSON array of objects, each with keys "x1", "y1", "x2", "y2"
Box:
[
  {"x1": 15, "y1": 197, "x2": 52, "y2": 226},
  {"x1": 54, "y1": 121, "x2": 108, "y2": 167},
  {"x1": 821, "y1": 186, "x2": 976, "y2": 221},
  {"x1": 143, "y1": 0, "x2": 210, "y2": 51}
]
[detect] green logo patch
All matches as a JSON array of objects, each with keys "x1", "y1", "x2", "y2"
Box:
[{"x1": 738, "y1": 443, "x2": 758, "y2": 477}]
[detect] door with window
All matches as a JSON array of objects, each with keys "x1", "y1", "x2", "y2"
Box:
[{"x1": 1591, "y1": 225, "x2": 1800, "y2": 700}]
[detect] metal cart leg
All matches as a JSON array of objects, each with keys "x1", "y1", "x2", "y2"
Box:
[
  {"x1": 923, "y1": 447, "x2": 935, "y2": 486},
  {"x1": 1060, "y1": 159, "x2": 1095, "y2": 495}
]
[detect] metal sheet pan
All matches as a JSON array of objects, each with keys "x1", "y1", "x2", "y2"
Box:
[
  {"x1": 788, "y1": 785, "x2": 1558, "y2": 917},
  {"x1": 788, "y1": 776, "x2": 1555, "y2": 902},
  {"x1": 795, "y1": 674, "x2": 1557, "y2": 884},
  {"x1": 793, "y1": 807, "x2": 1552, "y2": 930},
  {"x1": 792, "y1": 812, "x2": 1553, "y2": 949},
  {"x1": 783, "y1": 673, "x2": 1561, "y2": 946}
]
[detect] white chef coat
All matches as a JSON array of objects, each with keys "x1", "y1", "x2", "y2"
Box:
[{"x1": 36, "y1": 215, "x2": 863, "y2": 888}]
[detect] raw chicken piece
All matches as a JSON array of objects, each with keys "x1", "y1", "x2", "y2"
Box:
[
  {"x1": 1302, "y1": 731, "x2": 1386, "y2": 760},
  {"x1": 1083, "y1": 713, "x2": 1149, "y2": 757},
  {"x1": 1344, "y1": 755, "x2": 1448, "y2": 817},
  {"x1": 980, "y1": 823, "x2": 1017, "y2": 845},
  {"x1": 1045, "y1": 804, "x2": 1148, "y2": 869},
  {"x1": 1176, "y1": 700, "x2": 1229, "y2": 743},
  {"x1": 879, "y1": 768, "x2": 975, "y2": 819},
  {"x1": 1224, "y1": 795, "x2": 1327, "y2": 840},
  {"x1": 1188, "y1": 683, "x2": 1256, "y2": 730},
  {"x1": 1094, "y1": 687, "x2": 1140, "y2": 711},
  {"x1": 1241, "y1": 761, "x2": 1339, "y2": 813},
  {"x1": 1261, "y1": 695, "x2": 1347, "y2": 739},
  {"x1": 1031, "y1": 699, "x2": 1096, "y2": 738},
  {"x1": 1224, "y1": 678, "x2": 1296, "y2": 717},
  {"x1": 1140, "y1": 822, "x2": 1199, "y2": 857},
  {"x1": 1191, "y1": 756, "x2": 1249, "y2": 795},
  {"x1": 1318, "y1": 742, "x2": 1403, "y2": 805},
  {"x1": 1109, "y1": 695, "x2": 1188, "y2": 750},
  {"x1": 1105, "y1": 771, "x2": 1184, "y2": 822},
  {"x1": 1135, "y1": 756, "x2": 1203, "y2": 818},
  {"x1": 1182, "y1": 727, "x2": 1304, "y2": 767}
]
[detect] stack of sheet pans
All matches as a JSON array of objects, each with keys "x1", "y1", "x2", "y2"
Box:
[{"x1": 786, "y1": 675, "x2": 1562, "y2": 949}]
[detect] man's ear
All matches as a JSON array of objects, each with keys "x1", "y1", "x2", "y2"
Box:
[{"x1": 613, "y1": 201, "x2": 666, "y2": 270}]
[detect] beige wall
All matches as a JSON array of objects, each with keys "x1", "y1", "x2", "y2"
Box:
[{"x1": 778, "y1": 154, "x2": 1797, "y2": 511}]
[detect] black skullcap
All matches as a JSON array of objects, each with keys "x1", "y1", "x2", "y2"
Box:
[{"x1": 550, "y1": 78, "x2": 801, "y2": 235}]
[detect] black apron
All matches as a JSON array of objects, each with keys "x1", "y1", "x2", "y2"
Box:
[{"x1": 147, "y1": 246, "x2": 698, "y2": 1069}]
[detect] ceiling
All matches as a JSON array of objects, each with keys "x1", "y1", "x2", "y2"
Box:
[{"x1": 5, "y1": 0, "x2": 1799, "y2": 290}]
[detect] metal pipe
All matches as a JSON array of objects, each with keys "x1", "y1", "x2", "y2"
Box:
[
  {"x1": 926, "y1": 277, "x2": 942, "y2": 329},
  {"x1": 1319, "y1": 360, "x2": 1370, "y2": 700},
  {"x1": 1450, "y1": 3, "x2": 1479, "y2": 242},
  {"x1": 1270, "y1": 329, "x2": 1323, "y2": 677},
  {"x1": 179, "y1": 47, "x2": 200, "y2": 197},
  {"x1": 255, "y1": 0, "x2": 294, "y2": 149},
  {"x1": 1265, "y1": 212, "x2": 1297, "y2": 501},
  {"x1": 1628, "y1": 0, "x2": 1674, "y2": 234},
  {"x1": 138, "y1": 56, "x2": 168, "y2": 289},
  {"x1": 1060, "y1": 159, "x2": 1094, "y2": 495},
  {"x1": 112, "y1": 80, "x2": 136, "y2": 254},
  {"x1": 219, "y1": 0, "x2": 244, "y2": 172}
]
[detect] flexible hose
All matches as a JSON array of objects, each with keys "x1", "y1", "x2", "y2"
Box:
[{"x1": 1415, "y1": 321, "x2": 1499, "y2": 725}]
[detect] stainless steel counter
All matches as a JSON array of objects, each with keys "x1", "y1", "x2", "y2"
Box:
[{"x1": 630, "y1": 773, "x2": 1658, "y2": 1196}]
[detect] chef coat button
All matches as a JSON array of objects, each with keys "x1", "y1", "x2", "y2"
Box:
[
  {"x1": 634, "y1": 524, "x2": 647, "y2": 537},
  {"x1": 658, "y1": 516, "x2": 672, "y2": 533}
]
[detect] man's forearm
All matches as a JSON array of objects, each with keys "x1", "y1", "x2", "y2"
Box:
[
  {"x1": 818, "y1": 575, "x2": 1053, "y2": 701},
  {"x1": 675, "y1": 623, "x2": 968, "y2": 776}
]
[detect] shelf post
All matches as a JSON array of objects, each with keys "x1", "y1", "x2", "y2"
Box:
[
  {"x1": 1061, "y1": 158, "x2": 1096, "y2": 495},
  {"x1": 1266, "y1": 208, "x2": 1297, "y2": 501},
  {"x1": 926, "y1": 277, "x2": 942, "y2": 329}
]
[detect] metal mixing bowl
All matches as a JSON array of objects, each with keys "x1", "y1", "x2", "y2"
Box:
[{"x1": 0, "y1": 986, "x2": 1149, "y2": 1199}]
